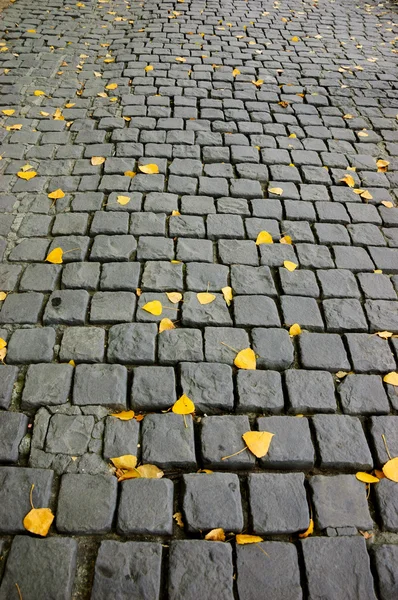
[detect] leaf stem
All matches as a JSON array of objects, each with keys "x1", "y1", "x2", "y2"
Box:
[
  {"x1": 382, "y1": 434, "x2": 392, "y2": 460},
  {"x1": 220, "y1": 341, "x2": 239, "y2": 354},
  {"x1": 221, "y1": 446, "x2": 247, "y2": 461},
  {"x1": 15, "y1": 583, "x2": 22, "y2": 600},
  {"x1": 29, "y1": 484, "x2": 35, "y2": 510}
]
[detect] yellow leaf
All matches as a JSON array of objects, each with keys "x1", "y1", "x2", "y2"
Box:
[
  {"x1": 159, "y1": 318, "x2": 175, "y2": 332},
  {"x1": 376, "y1": 159, "x2": 389, "y2": 170},
  {"x1": 251, "y1": 79, "x2": 264, "y2": 87},
  {"x1": 284, "y1": 260, "x2": 298, "y2": 272},
  {"x1": 48, "y1": 189, "x2": 65, "y2": 200},
  {"x1": 94, "y1": 71, "x2": 102, "y2": 77},
  {"x1": 360, "y1": 190, "x2": 373, "y2": 200},
  {"x1": 138, "y1": 163, "x2": 159, "y2": 174},
  {"x1": 205, "y1": 528, "x2": 226, "y2": 541},
  {"x1": 172, "y1": 394, "x2": 195, "y2": 414},
  {"x1": 0, "y1": 338, "x2": 7, "y2": 350},
  {"x1": 280, "y1": 235, "x2": 292, "y2": 245},
  {"x1": 376, "y1": 331, "x2": 393, "y2": 339},
  {"x1": 130, "y1": 464, "x2": 164, "y2": 479},
  {"x1": 269, "y1": 187, "x2": 283, "y2": 196},
  {"x1": 110, "y1": 410, "x2": 135, "y2": 420},
  {"x1": 382, "y1": 457, "x2": 398, "y2": 482},
  {"x1": 91, "y1": 156, "x2": 106, "y2": 166},
  {"x1": 289, "y1": 133, "x2": 297, "y2": 138},
  {"x1": 17, "y1": 170, "x2": 37, "y2": 180},
  {"x1": 111, "y1": 455, "x2": 137, "y2": 470},
  {"x1": 65, "y1": 103, "x2": 75, "y2": 108},
  {"x1": 256, "y1": 231, "x2": 273, "y2": 245},
  {"x1": 97, "y1": 92, "x2": 108, "y2": 98},
  {"x1": 175, "y1": 57, "x2": 186, "y2": 62},
  {"x1": 124, "y1": 171, "x2": 136, "y2": 178},
  {"x1": 34, "y1": 90, "x2": 46, "y2": 96},
  {"x1": 340, "y1": 174, "x2": 355, "y2": 187},
  {"x1": 291, "y1": 36, "x2": 300, "y2": 42},
  {"x1": 242, "y1": 431, "x2": 274, "y2": 458},
  {"x1": 105, "y1": 83, "x2": 118, "y2": 90},
  {"x1": 343, "y1": 114, "x2": 354, "y2": 119},
  {"x1": 374, "y1": 469, "x2": 385, "y2": 480},
  {"x1": 40, "y1": 111, "x2": 50, "y2": 116},
  {"x1": 68, "y1": 360, "x2": 76, "y2": 366},
  {"x1": 0, "y1": 292, "x2": 7, "y2": 301},
  {"x1": 2, "y1": 109, "x2": 15, "y2": 116},
  {"x1": 289, "y1": 323, "x2": 302, "y2": 336},
  {"x1": 236, "y1": 534, "x2": 264, "y2": 545},
  {"x1": 45, "y1": 248, "x2": 63, "y2": 264},
  {"x1": 6, "y1": 124, "x2": 22, "y2": 131},
  {"x1": 53, "y1": 108, "x2": 64, "y2": 121},
  {"x1": 145, "y1": 65, "x2": 154, "y2": 71},
  {"x1": 171, "y1": 210, "x2": 180, "y2": 216},
  {"x1": 374, "y1": 270, "x2": 383, "y2": 274},
  {"x1": 166, "y1": 292, "x2": 182, "y2": 304},
  {"x1": 21, "y1": 164, "x2": 34, "y2": 172},
  {"x1": 116, "y1": 195, "x2": 130, "y2": 206},
  {"x1": 142, "y1": 300, "x2": 163, "y2": 316},
  {"x1": 298, "y1": 519, "x2": 314, "y2": 539},
  {"x1": 0, "y1": 347, "x2": 6, "y2": 362},
  {"x1": 173, "y1": 512, "x2": 184, "y2": 528},
  {"x1": 197, "y1": 292, "x2": 216, "y2": 305},
  {"x1": 234, "y1": 348, "x2": 256, "y2": 370},
  {"x1": 222, "y1": 286, "x2": 233, "y2": 306},
  {"x1": 232, "y1": 68, "x2": 240, "y2": 77},
  {"x1": 383, "y1": 372, "x2": 398, "y2": 386},
  {"x1": 381, "y1": 201, "x2": 394, "y2": 208},
  {"x1": 356, "y1": 472, "x2": 380, "y2": 484},
  {"x1": 358, "y1": 130, "x2": 369, "y2": 137},
  {"x1": 23, "y1": 508, "x2": 54, "y2": 537}
]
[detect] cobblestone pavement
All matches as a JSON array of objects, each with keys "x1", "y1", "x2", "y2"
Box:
[{"x1": 0, "y1": 0, "x2": 398, "y2": 597}]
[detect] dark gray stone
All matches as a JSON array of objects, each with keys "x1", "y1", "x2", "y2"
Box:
[
  {"x1": 182, "y1": 292, "x2": 232, "y2": 327},
  {"x1": 281, "y1": 295, "x2": 324, "y2": 331},
  {"x1": 339, "y1": 375, "x2": 390, "y2": 415},
  {"x1": 285, "y1": 370, "x2": 337, "y2": 414},
  {"x1": 73, "y1": 364, "x2": 127, "y2": 410},
  {"x1": 103, "y1": 417, "x2": 140, "y2": 459},
  {"x1": 142, "y1": 414, "x2": 196, "y2": 469},
  {"x1": 60, "y1": 327, "x2": 105, "y2": 363},
  {"x1": 374, "y1": 478, "x2": 398, "y2": 532},
  {"x1": 43, "y1": 290, "x2": 89, "y2": 325},
  {"x1": 118, "y1": 479, "x2": 174, "y2": 535},
  {"x1": 22, "y1": 364, "x2": 73, "y2": 410},
  {"x1": 158, "y1": 329, "x2": 203, "y2": 364},
  {"x1": 45, "y1": 414, "x2": 95, "y2": 455},
  {"x1": 370, "y1": 416, "x2": 398, "y2": 467},
  {"x1": 200, "y1": 416, "x2": 255, "y2": 469},
  {"x1": 236, "y1": 370, "x2": 284, "y2": 413},
  {"x1": 7, "y1": 327, "x2": 56, "y2": 364},
  {"x1": 252, "y1": 328, "x2": 294, "y2": 370},
  {"x1": 299, "y1": 332, "x2": 350, "y2": 372},
  {"x1": 180, "y1": 362, "x2": 234, "y2": 414},
  {"x1": 258, "y1": 416, "x2": 315, "y2": 470},
  {"x1": 204, "y1": 327, "x2": 250, "y2": 365},
  {"x1": 0, "y1": 365, "x2": 18, "y2": 409},
  {"x1": 234, "y1": 295, "x2": 280, "y2": 327},
  {"x1": 0, "y1": 412, "x2": 29, "y2": 463},
  {"x1": 131, "y1": 366, "x2": 176, "y2": 411},
  {"x1": 345, "y1": 333, "x2": 396, "y2": 373},
  {"x1": 107, "y1": 323, "x2": 157, "y2": 364},
  {"x1": 372, "y1": 544, "x2": 398, "y2": 600}
]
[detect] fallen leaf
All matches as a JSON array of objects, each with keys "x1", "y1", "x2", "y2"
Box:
[
  {"x1": 159, "y1": 318, "x2": 175, "y2": 332},
  {"x1": 381, "y1": 201, "x2": 394, "y2": 208},
  {"x1": 376, "y1": 331, "x2": 393, "y2": 339},
  {"x1": 105, "y1": 83, "x2": 118, "y2": 90},
  {"x1": 269, "y1": 187, "x2": 283, "y2": 195},
  {"x1": 284, "y1": 260, "x2": 298, "y2": 271},
  {"x1": 197, "y1": 292, "x2": 216, "y2": 305},
  {"x1": 343, "y1": 114, "x2": 354, "y2": 119},
  {"x1": 242, "y1": 431, "x2": 274, "y2": 458},
  {"x1": 142, "y1": 300, "x2": 163, "y2": 316},
  {"x1": 0, "y1": 347, "x2": 6, "y2": 362},
  {"x1": 171, "y1": 210, "x2": 180, "y2": 216},
  {"x1": 45, "y1": 248, "x2": 63, "y2": 264},
  {"x1": 360, "y1": 190, "x2": 373, "y2": 201},
  {"x1": 2, "y1": 109, "x2": 15, "y2": 116},
  {"x1": 6, "y1": 124, "x2": 22, "y2": 131},
  {"x1": 110, "y1": 410, "x2": 135, "y2": 420},
  {"x1": 23, "y1": 484, "x2": 54, "y2": 537},
  {"x1": 234, "y1": 348, "x2": 256, "y2": 370},
  {"x1": 374, "y1": 469, "x2": 385, "y2": 479},
  {"x1": 205, "y1": 528, "x2": 226, "y2": 541},
  {"x1": 48, "y1": 189, "x2": 65, "y2": 200},
  {"x1": 0, "y1": 292, "x2": 7, "y2": 301},
  {"x1": 376, "y1": 159, "x2": 389, "y2": 171},
  {"x1": 222, "y1": 286, "x2": 233, "y2": 306},
  {"x1": 256, "y1": 231, "x2": 273, "y2": 245},
  {"x1": 280, "y1": 235, "x2": 292, "y2": 245},
  {"x1": 53, "y1": 108, "x2": 64, "y2": 121},
  {"x1": 124, "y1": 171, "x2": 136, "y2": 178},
  {"x1": 166, "y1": 292, "x2": 182, "y2": 304},
  {"x1": 232, "y1": 68, "x2": 240, "y2": 77},
  {"x1": 278, "y1": 101, "x2": 289, "y2": 108},
  {"x1": 172, "y1": 394, "x2": 195, "y2": 414},
  {"x1": 17, "y1": 170, "x2": 37, "y2": 180},
  {"x1": 383, "y1": 372, "x2": 398, "y2": 386},
  {"x1": 299, "y1": 519, "x2": 314, "y2": 538},
  {"x1": 68, "y1": 360, "x2": 75, "y2": 366},
  {"x1": 197, "y1": 469, "x2": 213, "y2": 474},
  {"x1": 97, "y1": 92, "x2": 108, "y2": 98},
  {"x1": 236, "y1": 534, "x2": 264, "y2": 545},
  {"x1": 117, "y1": 195, "x2": 130, "y2": 205},
  {"x1": 291, "y1": 36, "x2": 300, "y2": 41},
  {"x1": 65, "y1": 103, "x2": 75, "y2": 108},
  {"x1": 138, "y1": 163, "x2": 159, "y2": 174},
  {"x1": 0, "y1": 338, "x2": 7, "y2": 350},
  {"x1": 358, "y1": 130, "x2": 369, "y2": 137},
  {"x1": 175, "y1": 57, "x2": 186, "y2": 62},
  {"x1": 336, "y1": 371, "x2": 349, "y2": 379},
  {"x1": 40, "y1": 111, "x2": 50, "y2": 116},
  {"x1": 174, "y1": 512, "x2": 184, "y2": 527},
  {"x1": 111, "y1": 455, "x2": 137, "y2": 470},
  {"x1": 340, "y1": 174, "x2": 355, "y2": 187},
  {"x1": 382, "y1": 457, "x2": 398, "y2": 482},
  {"x1": 251, "y1": 79, "x2": 264, "y2": 87},
  {"x1": 356, "y1": 472, "x2": 380, "y2": 484},
  {"x1": 91, "y1": 156, "x2": 105, "y2": 166},
  {"x1": 359, "y1": 530, "x2": 373, "y2": 540},
  {"x1": 33, "y1": 90, "x2": 46, "y2": 96},
  {"x1": 289, "y1": 323, "x2": 302, "y2": 336},
  {"x1": 145, "y1": 65, "x2": 154, "y2": 71}
]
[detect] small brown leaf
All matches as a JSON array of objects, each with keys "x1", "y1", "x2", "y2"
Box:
[
  {"x1": 205, "y1": 528, "x2": 226, "y2": 541},
  {"x1": 298, "y1": 519, "x2": 314, "y2": 539},
  {"x1": 173, "y1": 512, "x2": 184, "y2": 528},
  {"x1": 23, "y1": 508, "x2": 54, "y2": 537}
]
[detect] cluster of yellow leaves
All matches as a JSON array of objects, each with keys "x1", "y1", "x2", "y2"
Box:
[
  {"x1": 17, "y1": 164, "x2": 37, "y2": 180},
  {"x1": 111, "y1": 454, "x2": 164, "y2": 481}
]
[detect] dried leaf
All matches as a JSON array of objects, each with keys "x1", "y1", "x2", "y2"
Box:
[
  {"x1": 291, "y1": 36, "x2": 300, "y2": 42},
  {"x1": 117, "y1": 464, "x2": 164, "y2": 481},
  {"x1": 383, "y1": 372, "x2": 398, "y2": 386},
  {"x1": 269, "y1": 187, "x2": 283, "y2": 196},
  {"x1": 358, "y1": 130, "x2": 369, "y2": 137},
  {"x1": 53, "y1": 108, "x2": 64, "y2": 121},
  {"x1": 111, "y1": 455, "x2": 137, "y2": 470},
  {"x1": 0, "y1": 338, "x2": 7, "y2": 350},
  {"x1": 242, "y1": 431, "x2": 274, "y2": 458},
  {"x1": 175, "y1": 57, "x2": 186, "y2": 62},
  {"x1": 69, "y1": 360, "x2": 76, "y2": 366},
  {"x1": 117, "y1": 195, "x2": 130, "y2": 205},
  {"x1": 91, "y1": 156, "x2": 106, "y2": 166},
  {"x1": 172, "y1": 394, "x2": 195, "y2": 414},
  {"x1": 382, "y1": 457, "x2": 398, "y2": 482},
  {"x1": 356, "y1": 472, "x2": 380, "y2": 484},
  {"x1": 17, "y1": 170, "x2": 37, "y2": 180},
  {"x1": 251, "y1": 79, "x2": 264, "y2": 87},
  {"x1": 173, "y1": 512, "x2": 184, "y2": 527},
  {"x1": 145, "y1": 65, "x2": 154, "y2": 71},
  {"x1": 33, "y1": 90, "x2": 46, "y2": 96},
  {"x1": 232, "y1": 68, "x2": 240, "y2": 77},
  {"x1": 0, "y1": 347, "x2": 6, "y2": 362},
  {"x1": 374, "y1": 469, "x2": 385, "y2": 480},
  {"x1": 289, "y1": 323, "x2": 302, "y2": 336},
  {"x1": 159, "y1": 318, "x2": 175, "y2": 332},
  {"x1": 256, "y1": 231, "x2": 273, "y2": 245},
  {"x1": 205, "y1": 528, "x2": 226, "y2": 541},
  {"x1": 381, "y1": 201, "x2": 394, "y2": 208},
  {"x1": 236, "y1": 534, "x2": 264, "y2": 545},
  {"x1": 0, "y1": 292, "x2": 7, "y2": 301},
  {"x1": 284, "y1": 260, "x2": 298, "y2": 272},
  {"x1": 299, "y1": 519, "x2": 314, "y2": 538},
  {"x1": 280, "y1": 235, "x2": 292, "y2": 245},
  {"x1": 142, "y1": 300, "x2": 163, "y2": 316},
  {"x1": 360, "y1": 190, "x2": 373, "y2": 201},
  {"x1": 48, "y1": 189, "x2": 65, "y2": 200},
  {"x1": 222, "y1": 286, "x2": 233, "y2": 306},
  {"x1": 138, "y1": 163, "x2": 159, "y2": 174},
  {"x1": 23, "y1": 508, "x2": 54, "y2": 536},
  {"x1": 105, "y1": 83, "x2": 118, "y2": 90},
  {"x1": 376, "y1": 331, "x2": 393, "y2": 339},
  {"x1": 6, "y1": 124, "x2": 22, "y2": 131},
  {"x1": 197, "y1": 292, "x2": 216, "y2": 305},
  {"x1": 234, "y1": 348, "x2": 256, "y2": 370},
  {"x1": 359, "y1": 530, "x2": 373, "y2": 540},
  {"x1": 340, "y1": 174, "x2": 355, "y2": 187},
  {"x1": 110, "y1": 410, "x2": 135, "y2": 420},
  {"x1": 2, "y1": 109, "x2": 15, "y2": 116},
  {"x1": 376, "y1": 159, "x2": 389, "y2": 170},
  {"x1": 166, "y1": 292, "x2": 182, "y2": 304},
  {"x1": 124, "y1": 171, "x2": 136, "y2": 178},
  {"x1": 45, "y1": 248, "x2": 63, "y2": 264}
]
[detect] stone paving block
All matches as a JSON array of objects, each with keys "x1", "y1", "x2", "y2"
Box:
[
  {"x1": 60, "y1": 327, "x2": 105, "y2": 363},
  {"x1": 281, "y1": 295, "x2": 324, "y2": 331},
  {"x1": 374, "y1": 478, "x2": 398, "y2": 532},
  {"x1": 218, "y1": 239, "x2": 259, "y2": 266},
  {"x1": 107, "y1": 323, "x2": 157, "y2": 364},
  {"x1": 317, "y1": 269, "x2": 360, "y2": 298},
  {"x1": 204, "y1": 327, "x2": 250, "y2": 365},
  {"x1": 131, "y1": 366, "x2": 176, "y2": 411},
  {"x1": 200, "y1": 416, "x2": 255, "y2": 469},
  {"x1": 142, "y1": 414, "x2": 196, "y2": 469},
  {"x1": 0, "y1": 412, "x2": 28, "y2": 463},
  {"x1": 236, "y1": 542, "x2": 302, "y2": 600},
  {"x1": 312, "y1": 414, "x2": 373, "y2": 470},
  {"x1": 279, "y1": 269, "x2": 319, "y2": 297},
  {"x1": 56, "y1": 474, "x2": 117, "y2": 534},
  {"x1": 62, "y1": 262, "x2": 101, "y2": 291},
  {"x1": 90, "y1": 291, "x2": 136, "y2": 324},
  {"x1": 168, "y1": 541, "x2": 234, "y2": 600},
  {"x1": 19, "y1": 264, "x2": 61, "y2": 292},
  {"x1": 45, "y1": 414, "x2": 95, "y2": 455},
  {"x1": 100, "y1": 262, "x2": 141, "y2": 291},
  {"x1": 183, "y1": 473, "x2": 243, "y2": 533},
  {"x1": 0, "y1": 536, "x2": 77, "y2": 600},
  {"x1": 73, "y1": 364, "x2": 127, "y2": 410},
  {"x1": 299, "y1": 332, "x2": 350, "y2": 372},
  {"x1": 180, "y1": 362, "x2": 233, "y2": 414},
  {"x1": 370, "y1": 416, "x2": 398, "y2": 467},
  {"x1": 0, "y1": 365, "x2": 18, "y2": 409},
  {"x1": 0, "y1": 292, "x2": 44, "y2": 324},
  {"x1": 0, "y1": 467, "x2": 54, "y2": 534},
  {"x1": 236, "y1": 370, "x2": 284, "y2": 414},
  {"x1": 365, "y1": 300, "x2": 398, "y2": 333},
  {"x1": 118, "y1": 479, "x2": 174, "y2": 535},
  {"x1": 231, "y1": 265, "x2": 277, "y2": 296},
  {"x1": 234, "y1": 295, "x2": 280, "y2": 327},
  {"x1": 43, "y1": 290, "x2": 89, "y2": 325},
  {"x1": 252, "y1": 328, "x2": 294, "y2": 370},
  {"x1": 91, "y1": 541, "x2": 162, "y2": 600},
  {"x1": 22, "y1": 364, "x2": 73, "y2": 410},
  {"x1": 186, "y1": 263, "x2": 228, "y2": 292},
  {"x1": 142, "y1": 260, "x2": 183, "y2": 291},
  {"x1": 372, "y1": 544, "x2": 398, "y2": 600},
  {"x1": 345, "y1": 333, "x2": 396, "y2": 373},
  {"x1": 301, "y1": 537, "x2": 377, "y2": 600},
  {"x1": 258, "y1": 416, "x2": 315, "y2": 470},
  {"x1": 285, "y1": 369, "x2": 337, "y2": 414},
  {"x1": 7, "y1": 327, "x2": 56, "y2": 364},
  {"x1": 358, "y1": 273, "x2": 397, "y2": 300},
  {"x1": 103, "y1": 417, "x2": 140, "y2": 459},
  {"x1": 310, "y1": 474, "x2": 373, "y2": 531},
  {"x1": 248, "y1": 473, "x2": 309, "y2": 534},
  {"x1": 182, "y1": 292, "x2": 232, "y2": 327},
  {"x1": 339, "y1": 374, "x2": 390, "y2": 415},
  {"x1": 323, "y1": 298, "x2": 368, "y2": 332},
  {"x1": 158, "y1": 328, "x2": 203, "y2": 364}
]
